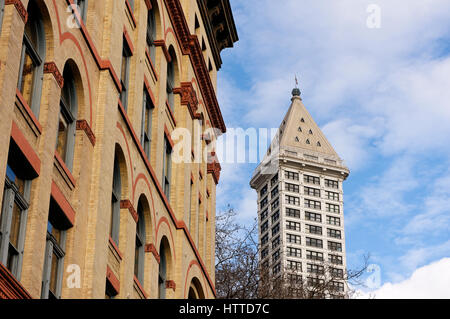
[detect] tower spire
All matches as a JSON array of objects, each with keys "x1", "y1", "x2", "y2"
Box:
[{"x1": 292, "y1": 74, "x2": 301, "y2": 98}]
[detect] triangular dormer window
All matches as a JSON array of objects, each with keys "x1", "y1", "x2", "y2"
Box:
[
  {"x1": 317, "y1": 141, "x2": 321, "y2": 147},
  {"x1": 306, "y1": 139, "x2": 310, "y2": 144},
  {"x1": 309, "y1": 129, "x2": 313, "y2": 134}
]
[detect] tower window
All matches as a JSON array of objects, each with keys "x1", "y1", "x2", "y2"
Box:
[{"x1": 306, "y1": 139, "x2": 310, "y2": 144}]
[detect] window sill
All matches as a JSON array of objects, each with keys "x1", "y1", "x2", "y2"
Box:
[
  {"x1": 133, "y1": 275, "x2": 148, "y2": 299},
  {"x1": 15, "y1": 88, "x2": 42, "y2": 135},
  {"x1": 54, "y1": 151, "x2": 76, "y2": 188},
  {"x1": 145, "y1": 48, "x2": 158, "y2": 82}
]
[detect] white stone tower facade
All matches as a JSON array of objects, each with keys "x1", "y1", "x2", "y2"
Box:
[{"x1": 250, "y1": 88, "x2": 350, "y2": 298}]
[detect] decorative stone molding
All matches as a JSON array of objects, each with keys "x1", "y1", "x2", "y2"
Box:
[
  {"x1": 76, "y1": 120, "x2": 96, "y2": 146},
  {"x1": 154, "y1": 40, "x2": 171, "y2": 62},
  {"x1": 165, "y1": 280, "x2": 176, "y2": 291},
  {"x1": 0, "y1": 263, "x2": 32, "y2": 299},
  {"x1": 44, "y1": 62, "x2": 64, "y2": 89},
  {"x1": 145, "y1": 243, "x2": 160, "y2": 263},
  {"x1": 120, "y1": 200, "x2": 138, "y2": 223},
  {"x1": 173, "y1": 82, "x2": 199, "y2": 119},
  {"x1": 5, "y1": 0, "x2": 28, "y2": 23},
  {"x1": 207, "y1": 159, "x2": 221, "y2": 185}
]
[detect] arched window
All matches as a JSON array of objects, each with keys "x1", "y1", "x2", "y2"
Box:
[
  {"x1": 134, "y1": 200, "x2": 145, "y2": 284},
  {"x1": 158, "y1": 240, "x2": 167, "y2": 299},
  {"x1": 110, "y1": 156, "x2": 121, "y2": 244},
  {"x1": 166, "y1": 50, "x2": 175, "y2": 110},
  {"x1": 17, "y1": 0, "x2": 46, "y2": 117},
  {"x1": 146, "y1": 4, "x2": 156, "y2": 62},
  {"x1": 141, "y1": 89, "x2": 154, "y2": 159},
  {"x1": 74, "y1": 0, "x2": 87, "y2": 23},
  {"x1": 56, "y1": 66, "x2": 78, "y2": 171}
]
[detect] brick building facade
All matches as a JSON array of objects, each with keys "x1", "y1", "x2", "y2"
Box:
[{"x1": 0, "y1": 0, "x2": 237, "y2": 299}]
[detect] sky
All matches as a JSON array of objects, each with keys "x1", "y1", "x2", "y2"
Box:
[{"x1": 214, "y1": 0, "x2": 450, "y2": 298}]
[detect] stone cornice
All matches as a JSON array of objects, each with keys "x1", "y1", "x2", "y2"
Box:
[
  {"x1": 5, "y1": 0, "x2": 28, "y2": 23},
  {"x1": 173, "y1": 82, "x2": 199, "y2": 119},
  {"x1": 44, "y1": 62, "x2": 64, "y2": 89}
]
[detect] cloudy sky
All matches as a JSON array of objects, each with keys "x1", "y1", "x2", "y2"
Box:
[{"x1": 215, "y1": 0, "x2": 450, "y2": 298}]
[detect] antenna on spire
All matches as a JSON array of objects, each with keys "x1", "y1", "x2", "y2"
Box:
[
  {"x1": 295, "y1": 74, "x2": 299, "y2": 88},
  {"x1": 292, "y1": 74, "x2": 301, "y2": 98}
]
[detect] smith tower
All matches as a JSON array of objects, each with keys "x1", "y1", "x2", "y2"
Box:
[{"x1": 250, "y1": 88, "x2": 350, "y2": 298}]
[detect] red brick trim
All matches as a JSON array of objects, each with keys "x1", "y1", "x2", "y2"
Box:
[
  {"x1": 124, "y1": 0, "x2": 137, "y2": 28},
  {"x1": 164, "y1": 124, "x2": 174, "y2": 148},
  {"x1": 165, "y1": 280, "x2": 176, "y2": 291},
  {"x1": 133, "y1": 275, "x2": 148, "y2": 298},
  {"x1": 154, "y1": 40, "x2": 171, "y2": 62},
  {"x1": 106, "y1": 266, "x2": 120, "y2": 295},
  {"x1": 145, "y1": 49, "x2": 159, "y2": 81},
  {"x1": 144, "y1": 0, "x2": 152, "y2": 10},
  {"x1": 44, "y1": 62, "x2": 64, "y2": 89},
  {"x1": 76, "y1": 119, "x2": 96, "y2": 146},
  {"x1": 123, "y1": 26, "x2": 134, "y2": 55},
  {"x1": 144, "y1": 243, "x2": 160, "y2": 263},
  {"x1": 10, "y1": 121, "x2": 41, "y2": 177},
  {"x1": 120, "y1": 199, "x2": 138, "y2": 223},
  {"x1": 51, "y1": 181, "x2": 76, "y2": 227},
  {"x1": 198, "y1": 192, "x2": 202, "y2": 204},
  {"x1": 5, "y1": 0, "x2": 28, "y2": 23},
  {"x1": 207, "y1": 161, "x2": 221, "y2": 185},
  {"x1": 163, "y1": 0, "x2": 226, "y2": 133},
  {"x1": 190, "y1": 173, "x2": 194, "y2": 184},
  {"x1": 109, "y1": 236, "x2": 123, "y2": 260},
  {"x1": 143, "y1": 76, "x2": 157, "y2": 106},
  {"x1": 0, "y1": 263, "x2": 32, "y2": 299},
  {"x1": 15, "y1": 89, "x2": 42, "y2": 134},
  {"x1": 206, "y1": 188, "x2": 210, "y2": 198},
  {"x1": 206, "y1": 210, "x2": 209, "y2": 222},
  {"x1": 54, "y1": 151, "x2": 76, "y2": 187},
  {"x1": 165, "y1": 100, "x2": 177, "y2": 127},
  {"x1": 199, "y1": 170, "x2": 203, "y2": 180}
]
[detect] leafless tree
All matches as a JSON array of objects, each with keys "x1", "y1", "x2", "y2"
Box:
[{"x1": 215, "y1": 206, "x2": 369, "y2": 299}]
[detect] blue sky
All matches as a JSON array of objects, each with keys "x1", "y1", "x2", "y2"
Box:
[{"x1": 214, "y1": 0, "x2": 450, "y2": 296}]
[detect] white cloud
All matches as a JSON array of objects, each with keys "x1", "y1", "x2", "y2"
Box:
[{"x1": 355, "y1": 257, "x2": 450, "y2": 298}]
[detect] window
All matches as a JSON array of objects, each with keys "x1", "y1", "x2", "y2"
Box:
[
  {"x1": 271, "y1": 197, "x2": 279, "y2": 210},
  {"x1": 287, "y1": 260, "x2": 302, "y2": 271},
  {"x1": 127, "y1": 0, "x2": 134, "y2": 11},
  {"x1": 306, "y1": 237, "x2": 322, "y2": 248},
  {"x1": 260, "y1": 221, "x2": 268, "y2": 234},
  {"x1": 163, "y1": 136, "x2": 172, "y2": 198},
  {"x1": 286, "y1": 207, "x2": 300, "y2": 219},
  {"x1": 285, "y1": 182, "x2": 299, "y2": 193},
  {"x1": 326, "y1": 203, "x2": 340, "y2": 214},
  {"x1": 261, "y1": 233, "x2": 268, "y2": 246},
  {"x1": 271, "y1": 210, "x2": 280, "y2": 223},
  {"x1": 271, "y1": 223, "x2": 280, "y2": 236},
  {"x1": 260, "y1": 209, "x2": 268, "y2": 221},
  {"x1": 141, "y1": 89, "x2": 154, "y2": 159},
  {"x1": 17, "y1": 1, "x2": 46, "y2": 117},
  {"x1": 306, "y1": 250, "x2": 323, "y2": 261},
  {"x1": 326, "y1": 215, "x2": 340, "y2": 226},
  {"x1": 158, "y1": 242, "x2": 167, "y2": 298},
  {"x1": 271, "y1": 185, "x2": 279, "y2": 198},
  {"x1": 41, "y1": 200, "x2": 69, "y2": 299},
  {"x1": 260, "y1": 184, "x2": 268, "y2": 197},
  {"x1": 146, "y1": 4, "x2": 156, "y2": 62},
  {"x1": 325, "y1": 179, "x2": 339, "y2": 189},
  {"x1": 331, "y1": 268, "x2": 344, "y2": 279},
  {"x1": 272, "y1": 249, "x2": 280, "y2": 262},
  {"x1": 327, "y1": 228, "x2": 341, "y2": 239},
  {"x1": 326, "y1": 191, "x2": 339, "y2": 201},
  {"x1": 0, "y1": 164, "x2": 31, "y2": 279},
  {"x1": 285, "y1": 171, "x2": 299, "y2": 181},
  {"x1": 134, "y1": 201, "x2": 145, "y2": 284},
  {"x1": 74, "y1": 0, "x2": 87, "y2": 23},
  {"x1": 330, "y1": 281, "x2": 345, "y2": 292},
  {"x1": 307, "y1": 263, "x2": 324, "y2": 275},
  {"x1": 305, "y1": 211, "x2": 321, "y2": 223},
  {"x1": 272, "y1": 236, "x2": 280, "y2": 249},
  {"x1": 120, "y1": 38, "x2": 132, "y2": 110},
  {"x1": 166, "y1": 51, "x2": 175, "y2": 110},
  {"x1": 329, "y1": 254, "x2": 343, "y2": 265},
  {"x1": 286, "y1": 220, "x2": 300, "y2": 231},
  {"x1": 304, "y1": 186, "x2": 320, "y2": 197},
  {"x1": 287, "y1": 247, "x2": 301, "y2": 258},
  {"x1": 304, "y1": 174, "x2": 320, "y2": 185},
  {"x1": 110, "y1": 157, "x2": 121, "y2": 244},
  {"x1": 286, "y1": 195, "x2": 300, "y2": 206},
  {"x1": 273, "y1": 263, "x2": 281, "y2": 275},
  {"x1": 286, "y1": 233, "x2": 301, "y2": 245},
  {"x1": 328, "y1": 241, "x2": 342, "y2": 252},
  {"x1": 261, "y1": 247, "x2": 268, "y2": 260},
  {"x1": 304, "y1": 199, "x2": 321, "y2": 210},
  {"x1": 306, "y1": 224, "x2": 322, "y2": 235},
  {"x1": 271, "y1": 173, "x2": 278, "y2": 186},
  {"x1": 260, "y1": 196, "x2": 268, "y2": 209},
  {"x1": 56, "y1": 66, "x2": 78, "y2": 171}
]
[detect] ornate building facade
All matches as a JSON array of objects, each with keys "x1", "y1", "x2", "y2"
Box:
[
  {"x1": 250, "y1": 88, "x2": 349, "y2": 298},
  {"x1": 0, "y1": 0, "x2": 237, "y2": 299}
]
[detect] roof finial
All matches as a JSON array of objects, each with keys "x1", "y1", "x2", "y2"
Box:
[{"x1": 292, "y1": 74, "x2": 301, "y2": 97}]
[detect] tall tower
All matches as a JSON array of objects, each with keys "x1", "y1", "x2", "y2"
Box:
[{"x1": 250, "y1": 88, "x2": 350, "y2": 298}]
